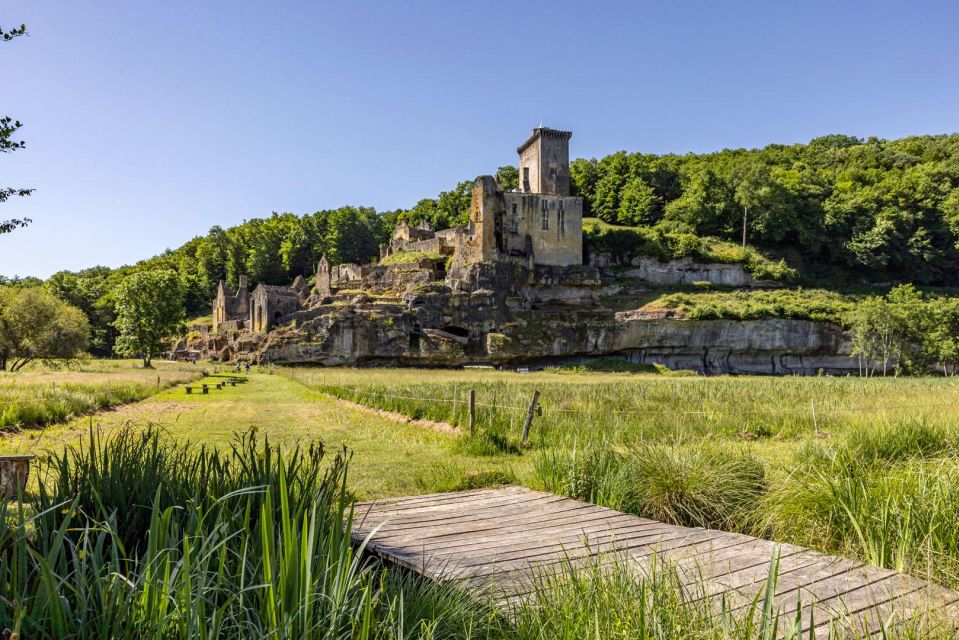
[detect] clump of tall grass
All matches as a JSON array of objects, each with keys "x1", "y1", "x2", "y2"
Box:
[
  {"x1": 843, "y1": 420, "x2": 953, "y2": 465},
  {"x1": 1, "y1": 425, "x2": 503, "y2": 638},
  {"x1": 534, "y1": 441, "x2": 767, "y2": 530},
  {"x1": 759, "y1": 425, "x2": 959, "y2": 588}
]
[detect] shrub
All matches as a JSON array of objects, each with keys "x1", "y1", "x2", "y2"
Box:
[
  {"x1": 844, "y1": 420, "x2": 952, "y2": 465},
  {"x1": 623, "y1": 443, "x2": 767, "y2": 529},
  {"x1": 582, "y1": 218, "x2": 798, "y2": 282},
  {"x1": 534, "y1": 442, "x2": 767, "y2": 530}
]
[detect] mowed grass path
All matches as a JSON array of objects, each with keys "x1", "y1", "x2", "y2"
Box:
[{"x1": 1, "y1": 371, "x2": 519, "y2": 499}]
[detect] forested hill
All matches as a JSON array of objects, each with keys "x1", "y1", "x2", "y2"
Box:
[
  {"x1": 6, "y1": 132, "x2": 959, "y2": 354},
  {"x1": 568, "y1": 133, "x2": 959, "y2": 283}
]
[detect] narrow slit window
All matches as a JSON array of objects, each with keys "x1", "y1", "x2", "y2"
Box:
[{"x1": 541, "y1": 200, "x2": 549, "y2": 230}]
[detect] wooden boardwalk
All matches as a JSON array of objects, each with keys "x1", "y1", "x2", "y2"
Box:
[{"x1": 354, "y1": 486, "x2": 959, "y2": 638}]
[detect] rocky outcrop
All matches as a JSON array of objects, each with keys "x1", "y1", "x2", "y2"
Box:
[{"x1": 195, "y1": 260, "x2": 860, "y2": 375}]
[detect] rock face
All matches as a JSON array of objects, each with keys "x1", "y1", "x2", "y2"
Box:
[
  {"x1": 620, "y1": 256, "x2": 761, "y2": 287},
  {"x1": 193, "y1": 261, "x2": 859, "y2": 375}
]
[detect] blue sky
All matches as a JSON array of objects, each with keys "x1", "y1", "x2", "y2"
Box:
[{"x1": 2, "y1": 0, "x2": 958, "y2": 278}]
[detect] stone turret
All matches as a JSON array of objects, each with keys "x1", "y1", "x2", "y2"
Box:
[{"x1": 316, "y1": 255, "x2": 332, "y2": 298}]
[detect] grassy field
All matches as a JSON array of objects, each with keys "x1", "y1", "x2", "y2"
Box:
[
  {"x1": 3, "y1": 362, "x2": 959, "y2": 637},
  {"x1": 0, "y1": 369, "x2": 516, "y2": 499},
  {"x1": 0, "y1": 359, "x2": 203, "y2": 429},
  {"x1": 286, "y1": 366, "x2": 959, "y2": 589}
]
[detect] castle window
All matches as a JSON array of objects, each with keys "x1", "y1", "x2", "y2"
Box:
[
  {"x1": 541, "y1": 200, "x2": 549, "y2": 230},
  {"x1": 559, "y1": 210, "x2": 566, "y2": 233}
]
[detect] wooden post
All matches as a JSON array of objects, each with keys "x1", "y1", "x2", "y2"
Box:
[
  {"x1": 468, "y1": 389, "x2": 476, "y2": 436},
  {"x1": 521, "y1": 390, "x2": 540, "y2": 446},
  {"x1": 811, "y1": 399, "x2": 819, "y2": 437},
  {"x1": 156, "y1": 375, "x2": 160, "y2": 389}
]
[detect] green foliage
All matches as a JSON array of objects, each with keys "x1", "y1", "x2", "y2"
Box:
[
  {"x1": 760, "y1": 428, "x2": 959, "y2": 587},
  {"x1": 572, "y1": 134, "x2": 959, "y2": 284},
  {"x1": 4, "y1": 425, "x2": 513, "y2": 638},
  {"x1": 113, "y1": 269, "x2": 184, "y2": 367},
  {"x1": 546, "y1": 357, "x2": 694, "y2": 375},
  {"x1": 653, "y1": 288, "x2": 853, "y2": 322},
  {"x1": 847, "y1": 284, "x2": 959, "y2": 375},
  {"x1": 399, "y1": 180, "x2": 473, "y2": 230},
  {"x1": 0, "y1": 362, "x2": 200, "y2": 428},
  {"x1": 0, "y1": 286, "x2": 90, "y2": 370},
  {"x1": 583, "y1": 218, "x2": 798, "y2": 281},
  {"x1": 535, "y1": 443, "x2": 766, "y2": 530},
  {"x1": 379, "y1": 250, "x2": 445, "y2": 267},
  {"x1": 495, "y1": 165, "x2": 518, "y2": 191},
  {"x1": 1, "y1": 23, "x2": 33, "y2": 232}
]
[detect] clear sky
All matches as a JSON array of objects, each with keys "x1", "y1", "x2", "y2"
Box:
[{"x1": 2, "y1": 0, "x2": 958, "y2": 278}]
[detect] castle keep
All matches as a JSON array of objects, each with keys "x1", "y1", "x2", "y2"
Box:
[{"x1": 468, "y1": 128, "x2": 583, "y2": 268}]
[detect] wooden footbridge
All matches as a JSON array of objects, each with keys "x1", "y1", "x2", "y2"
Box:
[{"x1": 354, "y1": 486, "x2": 959, "y2": 638}]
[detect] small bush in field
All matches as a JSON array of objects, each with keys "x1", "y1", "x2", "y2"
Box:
[
  {"x1": 624, "y1": 444, "x2": 767, "y2": 529},
  {"x1": 844, "y1": 420, "x2": 952, "y2": 464},
  {"x1": 534, "y1": 442, "x2": 767, "y2": 530}
]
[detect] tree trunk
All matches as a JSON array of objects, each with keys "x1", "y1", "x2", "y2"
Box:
[{"x1": 143, "y1": 355, "x2": 153, "y2": 368}]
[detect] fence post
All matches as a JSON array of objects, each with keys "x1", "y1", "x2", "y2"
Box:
[
  {"x1": 811, "y1": 398, "x2": 819, "y2": 436},
  {"x1": 468, "y1": 389, "x2": 476, "y2": 436},
  {"x1": 521, "y1": 390, "x2": 540, "y2": 446}
]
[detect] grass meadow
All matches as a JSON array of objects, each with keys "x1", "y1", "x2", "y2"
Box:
[
  {"x1": 0, "y1": 359, "x2": 203, "y2": 429},
  {"x1": 287, "y1": 367, "x2": 959, "y2": 589},
  {"x1": 3, "y1": 362, "x2": 959, "y2": 637}
]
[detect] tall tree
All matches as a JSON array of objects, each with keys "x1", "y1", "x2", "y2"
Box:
[
  {"x1": 1, "y1": 23, "x2": 33, "y2": 234},
  {"x1": 113, "y1": 269, "x2": 184, "y2": 368},
  {"x1": 495, "y1": 165, "x2": 519, "y2": 191},
  {"x1": 0, "y1": 286, "x2": 90, "y2": 371}
]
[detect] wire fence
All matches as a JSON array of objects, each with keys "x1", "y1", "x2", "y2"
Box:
[{"x1": 314, "y1": 382, "x2": 958, "y2": 418}]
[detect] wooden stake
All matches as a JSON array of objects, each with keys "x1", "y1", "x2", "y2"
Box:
[
  {"x1": 468, "y1": 389, "x2": 476, "y2": 436},
  {"x1": 811, "y1": 399, "x2": 819, "y2": 436},
  {"x1": 521, "y1": 390, "x2": 540, "y2": 446}
]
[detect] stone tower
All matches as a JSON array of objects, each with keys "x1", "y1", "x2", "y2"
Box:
[
  {"x1": 517, "y1": 128, "x2": 572, "y2": 196},
  {"x1": 315, "y1": 255, "x2": 332, "y2": 298}
]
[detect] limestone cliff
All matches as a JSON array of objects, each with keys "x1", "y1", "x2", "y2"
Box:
[{"x1": 192, "y1": 261, "x2": 860, "y2": 375}]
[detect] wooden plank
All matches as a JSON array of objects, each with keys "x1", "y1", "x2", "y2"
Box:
[{"x1": 355, "y1": 487, "x2": 959, "y2": 634}]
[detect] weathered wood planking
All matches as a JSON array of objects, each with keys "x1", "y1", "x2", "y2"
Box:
[{"x1": 353, "y1": 487, "x2": 959, "y2": 639}]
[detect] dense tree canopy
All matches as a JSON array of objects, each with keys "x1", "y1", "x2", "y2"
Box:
[
  {"x1": 0, "y1": 286, "x2": 89, "y2": 370},
  {"x1": 113, "y1": 269, "x2": 184, "y2": 367},
  {"x1": 570, "y1": 134, "x2": 959, "y2": 283}
]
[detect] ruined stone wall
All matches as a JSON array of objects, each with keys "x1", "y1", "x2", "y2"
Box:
[
  {"x1": 331, "y1": 263, "x2": 370, "y2": 288},
  {"x1": 502, "y1": 192, "x2": 582, "y2": 266},
  {"x1": 404, "y1": 238, "x2": 441, "y2": 254}
]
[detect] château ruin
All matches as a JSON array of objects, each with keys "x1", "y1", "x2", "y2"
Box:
[{"x1": 189, "y1": 127, "x2": 859, "y2": 374}]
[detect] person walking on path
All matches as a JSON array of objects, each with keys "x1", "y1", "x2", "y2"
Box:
[{"x1": 245, "y1": 362, "x2": 251, "y2": 375}]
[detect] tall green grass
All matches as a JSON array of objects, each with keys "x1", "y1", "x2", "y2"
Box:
[
  {"x1": 0, "y1": 363, "x2": 202, "y2": 429},
  {"x1": 2, "y1": 426, "x2": 501, "y2": 639},
  {"x1": 287, "y1": 368, "x2": 959, "y2": 444},
  {"x1": 2, "y1": 423, "x2": 952, "y2": 638},
  {"x1": 534, "y1": 442, "x2": 766, "y2": 530}
]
